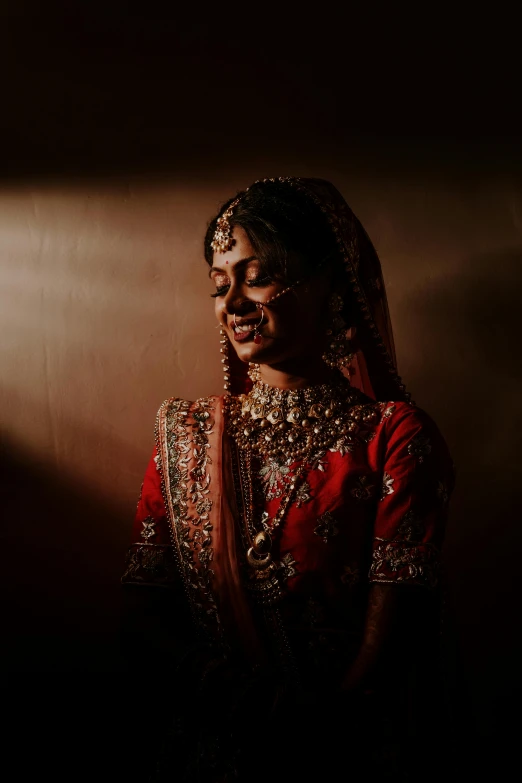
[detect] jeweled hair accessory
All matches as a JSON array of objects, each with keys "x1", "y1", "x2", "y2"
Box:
[
  {"x1": 210, "y1": 178, "x2": 296, "y2": 254},
  {"x1": 211, "y1": 197, "x2": 241, "y2": 253}
]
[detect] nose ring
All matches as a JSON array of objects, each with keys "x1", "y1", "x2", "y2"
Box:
[{"x1": 233, "y1": 306, "x2": 265, "y2": 344}]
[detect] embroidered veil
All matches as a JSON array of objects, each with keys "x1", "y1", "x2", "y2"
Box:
[{"x1": 225, "y1": 177, "x2": 409, "y2": 403}]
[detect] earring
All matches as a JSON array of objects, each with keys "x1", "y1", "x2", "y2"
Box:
[
  {"x1": 248, "y1": 363, "x2": 261, "y2": 383},
  {"x1": 322, "y1": 294, "x2": 354, "y2": 371},
  {"x1": 219, "y1": 327, "x2": 231, "y2": 394}
]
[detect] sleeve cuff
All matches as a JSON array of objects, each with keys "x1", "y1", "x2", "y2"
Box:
[
  {"x1": 369, "y1": 538, "x2": 440, "y2": 589},
  {"x1": 121, "y1": 543, "x2": 179, "y2": 587}
]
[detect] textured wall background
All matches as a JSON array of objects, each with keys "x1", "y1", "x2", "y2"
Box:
[
  {"x1": 2, "y1": 169, "x2": 521, "y2": 698},
  {"x1": 1, "y1": 2, "x2": 520, "y2": 778}
]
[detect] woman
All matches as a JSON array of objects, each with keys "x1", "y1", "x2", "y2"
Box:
[{"x1": 122, "y1": 177, "x2": 454, "y2": 781}]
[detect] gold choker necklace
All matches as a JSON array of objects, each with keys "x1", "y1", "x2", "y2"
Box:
[{"x1": 225, "y1": 375, "x2": 365, "y2": 464}]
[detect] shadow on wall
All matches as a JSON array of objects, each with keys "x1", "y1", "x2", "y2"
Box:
[
  {"x1": 0, "y1": 429, "x2": 137, "y2": 674},
  {"x1": 406, "y1": 247, "x2": 522, "y2": 735},
  {"x1": 0, "y1": 433, "x2": 163, "y2": 781}
]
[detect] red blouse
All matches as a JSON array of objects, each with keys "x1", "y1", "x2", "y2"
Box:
[{"x1": 123, "y1": 395, "x2": 453, "y2": 677}]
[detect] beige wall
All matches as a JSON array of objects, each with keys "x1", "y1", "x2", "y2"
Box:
[{"x1": 2, "y1": 168, "x2": 521, "y2": 730}]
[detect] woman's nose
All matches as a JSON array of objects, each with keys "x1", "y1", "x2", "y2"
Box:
[{"x1": 223, "y1": 285, "x2": 258, "y2": 315}]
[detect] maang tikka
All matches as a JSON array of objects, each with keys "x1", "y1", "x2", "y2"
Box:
[
  {"x1": 322, "y1": 293, "x2": 354, "y2": 371},
  {"x1": 210, "y1": 178, "x2": 295, "y2": 255},
  {"x1": 211, "y1": 197, "x2": 241, "y2": 255}
]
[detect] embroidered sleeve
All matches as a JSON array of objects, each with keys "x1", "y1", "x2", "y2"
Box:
[
  {"x1": 370, "y1": 404, "x2": 454, "y2": 589},
  {"x1": 121, "y1": 445, "x2": 178, "y2": 587}
]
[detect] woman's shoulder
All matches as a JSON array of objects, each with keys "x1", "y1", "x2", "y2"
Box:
[
  {"x1": 372, "y1": 398, "x2": 441, "y2": 434},
  {"x1": 349, "y1": 388, "x2": 431, "y2": 427},
  {"x1": 368, "y1": 398, "x2": 450, "y2": 463},
  {"x1": 154, "y1": 394, "x2": 227, "y2": 424},
  {"x1": 156, "y1": 393, "x2": 225, "y2": 410},
  {"x1": 344, "y1": 384, "x2": 443, "y2": 441},
  {"x1": 379, "y1": 399, "x2": 438, "y2": 426}
]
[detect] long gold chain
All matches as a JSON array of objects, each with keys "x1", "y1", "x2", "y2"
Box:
[
  {"x1": 225, "y1": 379, "x2": 380, "y2": 595},
  {"x1": 226, "y1": 379, "x2": 354, "y2": 576},
  {"x1": 242, "y1": 449, "x2": 312, "y2": 572}
]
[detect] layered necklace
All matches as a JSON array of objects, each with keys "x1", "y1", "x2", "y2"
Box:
[
  {"x1": 226, "y1": 373, "x2": 362, "y2": 464},
  {"x1": 225, "y1": 374, "x2": 368, "y2": 604}
]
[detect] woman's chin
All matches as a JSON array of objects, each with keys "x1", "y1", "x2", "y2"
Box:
[
  {"x1": 231, "y1": 338, "x2": 274, "y2": 365},
  {"x1": 233, "y1": 344, "x2": 265, "y2": 364}
]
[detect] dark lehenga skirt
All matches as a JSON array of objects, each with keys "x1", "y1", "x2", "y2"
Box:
[{"x1": 147, "y1": 642, "x2": 437, "y2": 783}]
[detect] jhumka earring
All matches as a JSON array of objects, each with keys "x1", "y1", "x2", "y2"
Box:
[
  {"x1": 248, "y1": 362, "x2": 262, "y2": 383},
  {"x1": 322, "y1": 293, "x2": 354, "y2": 371},
  {"x1": 219, "y1": 327, "x2": 231, "y2": 394}
]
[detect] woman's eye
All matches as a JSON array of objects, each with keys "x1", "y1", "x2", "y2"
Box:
[
  {"x1": 210, "y1": 285, "x2": 230, "y2": 298},
  {"x1": 246, "y1": 276, "x2": 272, "y2": 288},
  {"x1": 210, "y1": 276, "x2": 271, "y2": 298}
]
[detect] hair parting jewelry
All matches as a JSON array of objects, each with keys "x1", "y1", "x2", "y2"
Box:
[
  {"x1": 211, "y1": 197, "x2": 241, "y2": 254},
  {"x1": 210, "y1": 177, "x2": 299, "y2": 255}
]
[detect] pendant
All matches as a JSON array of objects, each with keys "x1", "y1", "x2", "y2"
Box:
[
  {"x1": 246, "y1": 546, "x2": 272, "y2": 570},
  {"x1": 246, "y1": 526, "x2": 273, "y2": 570},
  {"x1": 253, "y1": 529, "x2": 272, "y2": 553},
  {"x1": 246, "y1": 565, "x2": 284, "y2": 605}
]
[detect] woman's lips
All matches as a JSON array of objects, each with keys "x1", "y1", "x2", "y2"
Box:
[
  {"x1": 230, "y1": 320, "x2": 261, "y2": 343},
  {"x1": 233, "y1": 324, "x2": 255, "y2": 342},
  {"x1": 233, "y1": 329, "x2": 254, "y2": 342}
]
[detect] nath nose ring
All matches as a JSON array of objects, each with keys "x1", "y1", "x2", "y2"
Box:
[{"x1": 233, "y1": 307, "x2": 265, "y2": 344}]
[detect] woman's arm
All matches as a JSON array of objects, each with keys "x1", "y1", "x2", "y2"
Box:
[
  {"x1": 342, "y1": 404, "x2": 453, "y2": 692},
  {"x1": 341, "y1": 583, "x2": 398, "y2": 691},
  {"x1": 120, "y1": 445, "x2": 199, "y2": 668},
  {"x1": 341, "y1": 583, "x2": 430, "y2": 692}
]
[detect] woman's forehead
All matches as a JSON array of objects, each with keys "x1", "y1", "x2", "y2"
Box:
[{"x1": 210, "y1": 227, "x2": 258, "y2": 273}]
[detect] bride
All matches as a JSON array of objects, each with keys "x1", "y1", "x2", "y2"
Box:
[{"x1": 122, "y1": 177, "x2": 453, "y2": 781}]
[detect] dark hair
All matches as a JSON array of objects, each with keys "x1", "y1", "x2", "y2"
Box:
[{"x1": 204, "y1": 179, "x2": 344, "y2": 283}]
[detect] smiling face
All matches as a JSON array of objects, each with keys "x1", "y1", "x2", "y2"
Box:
[{"x1": 210, "y1": 227, "x2": 333, "y2": 369}]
